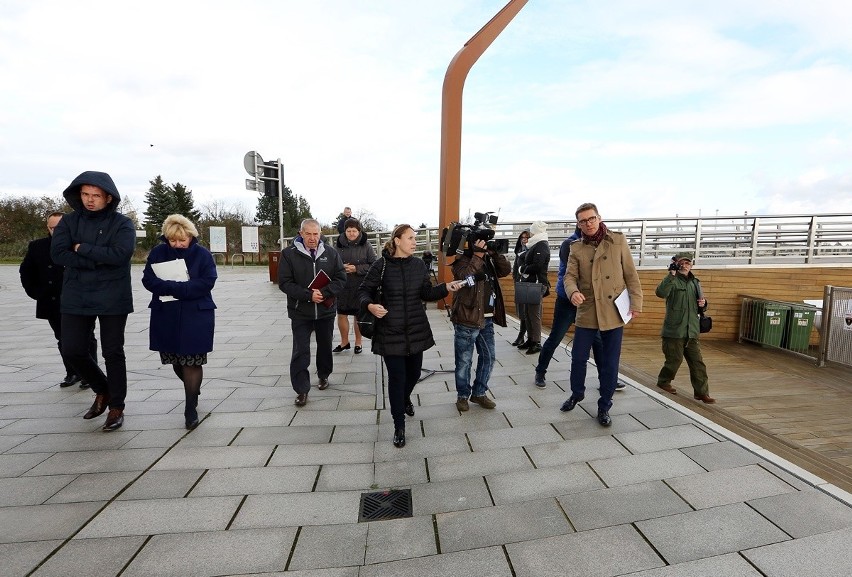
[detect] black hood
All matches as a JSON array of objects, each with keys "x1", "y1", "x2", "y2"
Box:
[{"x1": 62, "y1": 171, "x2": 121, "y2": 212}]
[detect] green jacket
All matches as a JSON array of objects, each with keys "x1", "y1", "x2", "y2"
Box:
[{"x1": 655, "y1": 272, "x2": 707, "y2": 339}]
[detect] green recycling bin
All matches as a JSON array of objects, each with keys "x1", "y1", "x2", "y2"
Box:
[
  {"x1": 754, "y1": 302, "x2": 788, "y2": 347},
  {"x1": 782, "y1": 308, "x2": 815, "y2": 352}
]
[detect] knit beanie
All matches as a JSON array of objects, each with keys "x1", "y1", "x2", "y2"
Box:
[{"x1": 530, "y1": 221, "x2": 548, "y2": 235}]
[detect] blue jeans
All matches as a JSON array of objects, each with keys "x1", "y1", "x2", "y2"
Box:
[
  {"x1": 454, "y1": 319, "x2": 495, "y2": 399},
  {"x1": 570, "y1": 326, "x2": 623, "y2": 413},
  {"x1": 536, "y1": 296, "x2": 604, "y2": 377}
]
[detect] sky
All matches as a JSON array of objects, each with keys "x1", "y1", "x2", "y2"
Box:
[{"x1": 2, "y1": 0, "x2": 851, "y2": 229}]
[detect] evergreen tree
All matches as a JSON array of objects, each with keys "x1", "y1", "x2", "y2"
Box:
[
  {"x1": 143, "y1": 175, "x2": 174, "y2": 229},
  {"x1": 171, "y1": 182, "x2": 201, "y2": 222},
  {"x1": 254, "y1": 186, "x2": 312, "y2": 236}
]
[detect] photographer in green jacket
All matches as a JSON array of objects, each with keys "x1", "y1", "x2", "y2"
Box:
[{"x1": 655, "y1": 253, "x2": 715, "y2": 403}]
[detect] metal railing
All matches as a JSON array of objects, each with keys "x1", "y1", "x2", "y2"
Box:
[
  {"x1": 818, "y1": 285, "x2": 852, "y2": 368},
  {"x1": 345, "y1": 213, "x2": 852, "y2": 266}
]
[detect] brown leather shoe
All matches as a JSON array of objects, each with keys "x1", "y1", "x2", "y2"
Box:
[
  {"x1": 318, "y1": 378, "x2": 329, "y2": 390},
  {"x1": 694, "y1": 394, "x2": 716, "y2": 404},
  {"x1": 102, "y1": 408, "x2": 124, "y2": 431},
  {"x1": 294, "y1": 393, "x2": 308, "y2": 407},
  {"x1": 658, "y1": 384, "x2": 677, "y2": 394},
  {"x1": 83, "y1": 394, "x2": 110, "y2": 419}
]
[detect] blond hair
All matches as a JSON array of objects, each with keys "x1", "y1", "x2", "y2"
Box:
[{"x1": 161, "y1": 214, "x2": 199, "y2": 240}]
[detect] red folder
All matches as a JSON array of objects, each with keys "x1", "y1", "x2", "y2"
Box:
[{"x1": 309, "y1": 270, "x2": 335, "y2": 308}]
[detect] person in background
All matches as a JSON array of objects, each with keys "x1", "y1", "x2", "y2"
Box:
[
  {"x1": 142, "y1": 214, "x2": 218, "y2": 429},
  {"x1": 279, "y1": 218, "x2": 346, "y2": 407},
  {"x1": 358, "y1": 224, "x2": 463, "y2": 448},
  {"x1": 336, "y1": 206, "x2": 353, "y2": 234},
  {"x1": 561, "y1": 202, "x2": 643, "y2": 427},
  {"x1": 333, "y1": 218, "x2": 376, "y2": 354},
  {"x1": 655, "y1": 253, "x2": 715, "y2": 403},
  {"x1": 517, "y1": 221, "x2": 550, "y2": 355},
  {"x1": 451, "y1": 237, "x2": 512, "y2": 411},
  {"x1": 51, "y1": 171, "x2": 135, "y2": 431},
  {"x1": 20, "y1": 211, "x2": 97, "y2": 389},
  {"x1": 510, "y1": 229, "x2": 530, "y2": 346}
]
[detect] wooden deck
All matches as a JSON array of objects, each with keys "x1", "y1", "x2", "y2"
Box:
[{"x1": 619, "y1": 336, "x2": 852, "y2": 493}]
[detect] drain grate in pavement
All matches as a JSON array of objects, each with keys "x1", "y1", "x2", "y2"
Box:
[{"x1": 358, "y1": 489, "x2": 413, "y2": 522}]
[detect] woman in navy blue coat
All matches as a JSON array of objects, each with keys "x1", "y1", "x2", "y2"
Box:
[{"x1": 142, "y1": 214, "x2": 217, "y2": 429}]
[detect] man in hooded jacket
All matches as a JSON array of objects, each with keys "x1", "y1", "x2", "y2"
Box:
[{"x1": 51, "y1": 171, "x2": 135, "y2": 431}]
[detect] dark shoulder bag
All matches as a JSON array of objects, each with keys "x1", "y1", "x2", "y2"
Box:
[{"x1": 357, "y1": 258, "x2": 386, "y2": 339}]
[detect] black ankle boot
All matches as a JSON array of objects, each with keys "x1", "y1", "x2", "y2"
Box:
[
  {"x1": 511, "y1": 333, "x2": 526, "y2": 346},
  {"x1": 393, "y1": 428, "x2": 406, "y2": 448},
  {"x1": 184, "y1": 393, "x2": 199, "y2": 429}
]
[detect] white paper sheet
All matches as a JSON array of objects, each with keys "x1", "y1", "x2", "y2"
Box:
[
  {"x1": 615, "y1": 288, "x2": 632, "y2": 324},
  {"x1": 151, "y1": 259, "x2": 188, "y2": 301}
]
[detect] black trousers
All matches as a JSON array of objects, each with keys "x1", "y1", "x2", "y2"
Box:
[
  {"x1": 61, "y1": 313, "x2": 128, "y2": 409},
  {"x1": 47, "y1": 312, "x2": 97, "y2": 377},
  {"x1": 290, "y1": 316, "x2": 334, "y2": 394},
  {"x1": 384, "y1": 352, "x2": 423, "y2": 430}
]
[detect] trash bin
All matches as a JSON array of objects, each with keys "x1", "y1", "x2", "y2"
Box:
[
  {"x1": 754, "y1": 302, "x2": 788, "y2": 347},
  {"x1": 782, "y1": 308, "x2": 815, "y2": 352},
  {"x1": 268, "y1": 251, "x2": 280, "y2": 283}
]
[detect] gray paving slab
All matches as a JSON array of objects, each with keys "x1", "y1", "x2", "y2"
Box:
[
  {"x1": 290, "y1": 409, "x2": 377, "y2": 426},
  {"x1": 24, "y1": 447, "x2": 164, "y2": 476},
  {"x1": 231, "y1": 425, "x2": 334, "y2": 445},
  {"x1": 289, "y1": 522, "x2": 368, "y2": 570},
  {"x1": 0, "y1": 452, "x2": 52, "y2": 477},
  {"x1": 0, "y1": 501, "x2": 104, "y2": 544},
  {"x1": 466, "y1": 423, "x2": 563, "y2": 451},
  {"x1": 589, "y1": 448, "x2": 707, "y2": 487},
  {"x1": 502, "y1": 406, "x2": 588, "y2": 427},
  {"x1": 553, "y1": 412, "x2": 649, "y2": 439},
  {"x1": 153, "y1": 445, "x2": 274, "y2": 470},
  {"x1": 680, "y1": 439, "x2": 764, "y2": 470},
  {"x1": 31, "y1": 535, "x2": 147, "y2": 577},
  {"x1": 201, "y1": 411, "x2": 297, "y2": 428},
  {"x1": 374, "y1": 458, "x2": 428, "y2": 488},
  {"x1": 331, "y1": 423, "x2": 379, "y2": 443},
  {"x1": 315, "y1": 463, "x2": 375, "y2": 491},
  {"x1": 0, "y1": 540, "x2": 63, "y2": 577},
  {"x1": 119, "y1": 428, "x2": 187, "y2": 449},
  {"x1": 505, "y1": 523, "x2": 664, "y2": 577},
  {"x1": 231, "y1": 491, "x2": 362, "y2": 528},
  {"x1": 748, "y1": 489, "x2": 852, "y2": 538},
  {"x1": 626, "y1": 552, "x2": 764, "y2": 577},
  {"x1": 420, "y1": 412, "x2": 511, "y2": 436},
  {"x1": 174, "y1": 426, "x2": 241, "y2": 447},
  {"x1": 615, "y1": 423, "x2": 718, "y2": 453},
  {"x1": 630, "y1": 406, "x2": 696, "y2": 428},
  {"x1": 117, "y1": 469, "x2": 204, "y2": 500},
  {"x1": 121, "y1": 527, "x2": 297, "y2": 577},
  {"x1": 410, "y1": 477, "x2": 494, "y2": 515},
  {"x1": 267, "y1": 441, "x2": 374, "y2": 466},
  {"x1": 359, "y1": 545, "x2": 512, "y2": 577},
  {"x1": 487, "y1": 462, "x2": 605, "y2": 505},
  {"x1": 427, "y1": 446, "x2": 532, "y2": 482},
  {"x1": 364, "y1": 516, "x2": 437, "y2": 565},
  {"x1": 636, "y1": 502, "x2": 790, "y2": 564},
  {"x1": 373, "y1": 433, "x2": 470, "y2": 462},
  {"x1": 76, "y1": 495, "x2": 242, "y2": 538},
  {"x1": 436, "y1": 497, "x2": 572, "y2": 552},
  {"x1": 557, "y1": 480, "x2": 693, "y2": 531},
  {"x1": 526, "y1": 435, "x2": 631, "y2": 468},
  {"x1": 666, "y1": 464, "x2": 798, "y2": 509},
  {"x1": 193, "y1": 465, "x2": 318, "y2": 496},
  {"x1": 742, "y1": 526, "x2": 852, "y2": 577},
  {"x1": 0, "y1": 474, "x2": 75, "y2": 506}
]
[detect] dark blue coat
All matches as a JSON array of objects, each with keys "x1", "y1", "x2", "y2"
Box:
[
  {"x1": 142, "y1": 237, "x2": 217, "y2": 355},
  {"x1": 20, "y1": 235, "x2": 64, "y2": 319},
  {"x1": 50, "y1": 171, "x2": 135, "y2": 315}
]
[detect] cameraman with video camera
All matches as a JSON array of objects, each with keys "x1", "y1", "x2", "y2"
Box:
[{"x1": 451, "y1": 236, "x2": 511, "y2": 412}]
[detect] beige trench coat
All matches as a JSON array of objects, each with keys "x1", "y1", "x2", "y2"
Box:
[{"x1": 563, "y1": 231, "x2": 643, "y2": 331}]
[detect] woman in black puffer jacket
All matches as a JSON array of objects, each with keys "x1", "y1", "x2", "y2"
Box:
[
  {"x1": 358, "y1": 224, "x2": 462, "y2": 448},
  {"x1": 334, "y1": 218, "x2": 376, "y2": 354}
]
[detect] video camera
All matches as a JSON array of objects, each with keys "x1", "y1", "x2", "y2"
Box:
[{"x1": 439, "y1": 211, "x2": 510, "y2": 257}]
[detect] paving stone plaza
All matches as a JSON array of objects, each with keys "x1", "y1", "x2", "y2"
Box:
[{"x1": 1, "y1": 265, "x2": 851, "y2": 577}]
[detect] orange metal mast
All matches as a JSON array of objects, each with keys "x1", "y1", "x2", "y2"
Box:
[{"x1": 437, "y1": 0, "x2": 528, "y2": 291}]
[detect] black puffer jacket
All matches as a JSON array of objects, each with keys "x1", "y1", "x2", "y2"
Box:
[
  {"x1": 357, "y1": 250, "x2": 449, "y2": 357},
  {"x1": 522, "y1": 239, "x2": 551, "y2": 296},
  {"x1": 20, "y1": 236, "x2": 64, "y2": 319},
  {"x1": 50, "y1": 171, "x2": 135, "y2": 315},
  {"x1": 335, "y1": 231, "x2": 376, "y2": 314}
]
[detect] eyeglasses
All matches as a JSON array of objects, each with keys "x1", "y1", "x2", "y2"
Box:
[{"x1": 577, "y1": 215, "x2": 598, "y2": 226}]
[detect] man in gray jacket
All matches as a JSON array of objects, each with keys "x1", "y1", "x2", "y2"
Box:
[{"x1": 279, "y1": 219, "x2": 346, "y2": 406}]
